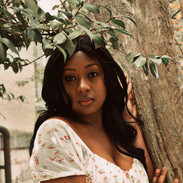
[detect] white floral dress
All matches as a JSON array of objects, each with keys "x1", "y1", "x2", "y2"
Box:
[{"x1": 30, "y1": 119, "x2": 149, "y2": 183}]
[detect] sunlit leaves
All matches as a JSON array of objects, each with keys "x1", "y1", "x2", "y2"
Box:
[
  {"x1": 126, "y1": 53, "x2": 174, "y2": 79},
  {"x1": 0, "y1": 0, "x2": 174, "y2": 82},
  {"x1": 133, "y1": 55, "x2": 146, "y2": 69}
]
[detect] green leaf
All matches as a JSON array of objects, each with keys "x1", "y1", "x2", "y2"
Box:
[
  {"x1": 0, "y1": 7, "x2": 16, "y2": 21},
  {"x1": 67, "y1": 0, "x2": 80, "y2": 5},
  {"x1": 25, "y1": 0, "x2": 39, "y2": 13},
  {"x1": 50, "y1": 20, "x2": 63, "y2": 30},
  {"x1": 133, "y1": 55, "x2": 146, "y2": 69},
  {"x1": 23, "y1": 8, "x2": 42, "y2": 21},
  {"x1": 22, "y1": 31, "x2": 31, "y2": 49},
  {"x1": 109, "y1": 37, "x2": 118, "y2": 49},
  {"x1": 65, "y1": 37, "x2": 76, "y2": 56},
  {"x1": 150, "y1": 58, "x2": 162, "y2": 65},
  {"x1": 75, "y1": 15, "x2": 91, "y2": 29},
  {"x1": 78, "y1": 25, "x2": 94, "y2": 40},
  {"x1": 61, "y1": 11, "x2": 73, "y2": 20},
  {"x1": 116, "y1": 14, "x2": 136, "y2": 25},
  {"x1": 10, "y1": 93, "x2": 15, "y2": 99},
  {"x1": 15, "y1": 12, "x2": 26, "y2": 24},
  {"x1": 18, "y1": 95, "x2": 25, "y2": 102},
  {"x1": 111, "y1": 19, "x2": 125, "y2": 29},
  {"x1": 161, "y1": 58, "x2": 169, "y2": 66},
  {"x1": 53, "y1": 32, "x2": 67, "y2": 45},
  {"x1": 142, "y1": 62, "x2": 148, "y2": 76},
  {"x1": 11, "y1": 62, "x2": 19, "y2": 73},
  {"x1": 84, "y1": 4, "x2": 99, "y2": 13},
  {"x1": 161, "y1": 55, "x2": 174, "y2": 60},
  {"x1": 0, "y1": 42, "x2": 7, "y2": 61},
  {"x1": 2, "y1": 38, "x2": 19, "y2": 55},
  {"x1": 93, "y1": 34, "x2": 105, "y2": 48},
  {"x1": 54, "y1": 44, "x2": 67, "y2": 63},
  {"x1": 114, "y1": 28, "x2": 133, "y2": 38},
  {"x1": 42, "y1": 38, "x2": 54, "y2": 54},
  {"x1": 34, "y1": 29, "x2": 42, "y2": 43},
  {"x1": 107, "y1": 29, "x2": 118, "y2": 39},
  {"x1": 126, "y1": 52, "x2": 141, "y2": 62},
  {"x1": 0, "y1": 84, "x2": 6, "y2": 93},
  {"x1": 26, "y1": 29, "x2": 37, "y2": 42},
  {"x1": 68, "y1": 30, "x2": 81, "y2": 40},
  {"x1": 146, "y1": 54, "x2": 156, "y2": 58},
  {"x1": 7, "y1": 94, "x2": 11, "y2": 101},
  {"x1": 4, "y1": 62, "x2": 10, "y2": 70},
  {"x1": 0, "y1": 0, "x2": 3, "y2": 5},
  {"x1": 149, "y1": 62, "x2": 159, "y2": 79}
]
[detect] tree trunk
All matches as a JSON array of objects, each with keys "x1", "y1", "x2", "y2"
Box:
[
  {"x1": 179, "y1": 0, "x2": 183, "y2": 16},
  {"x1": 88, "y1": 0, "x2": 183, "y2": 182}
]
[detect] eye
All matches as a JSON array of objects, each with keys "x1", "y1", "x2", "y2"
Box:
[
  {"x1": 65, "y1": 75, "x2": 77, "y2": 82},
  {"x1": 88, "y1": 72, "x2": 99, "y2": 78}
]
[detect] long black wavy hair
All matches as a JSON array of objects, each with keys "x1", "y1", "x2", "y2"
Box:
[{"x1": 29, "y1": 35, "x2": 147, "y2": 171}]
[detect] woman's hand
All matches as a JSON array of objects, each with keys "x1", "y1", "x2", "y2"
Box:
[
  {"x1": 152, "y1": 167, "x2": 179, "y2": 183},
  {"x1": 122, "y1": 76, "x2": 137, "y2": 122}
]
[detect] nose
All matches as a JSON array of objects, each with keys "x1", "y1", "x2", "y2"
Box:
[{"x1": 78, "y1": 79, "x2": 90, "y2": 94}]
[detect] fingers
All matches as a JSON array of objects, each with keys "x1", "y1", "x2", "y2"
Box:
[
  {"x1": 173, "y1": 178, "x2": 179, "y2": 183},
  {"x1": 152, "y1": 167, "x2": 168, "y2": 183},
  {"x1": 152, "y1": 167, "x2": 179, "y2": 183},
  {"x1": 152, "y1": 169, "x2": 161, "y2": 183},
  {"x1": 156, "y1": 167, "x2": 168, "y2": 183}
]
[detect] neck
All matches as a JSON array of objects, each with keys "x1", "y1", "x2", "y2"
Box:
[{"x1": 71, "y1": 110, "x2": 103, "y2": 129}]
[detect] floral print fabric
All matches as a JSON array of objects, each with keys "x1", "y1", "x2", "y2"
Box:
[{"x1": 30, "y1": 119, "x2": 149, "y2": 183}]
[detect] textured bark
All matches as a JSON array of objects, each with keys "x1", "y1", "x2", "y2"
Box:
[
  {"x1": 179, "y1": 0, "x2": 183, "y2": 16},
  {"x1": 88, "y1": 0, "x2": 183, "y2": 182}
]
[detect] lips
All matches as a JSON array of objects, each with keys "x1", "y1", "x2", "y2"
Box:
[{"x1": 79, "y1": 97, "x2": 94, "y2": 106}]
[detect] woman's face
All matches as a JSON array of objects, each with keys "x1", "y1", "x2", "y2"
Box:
[{"x1": 62, "y1": 51, "x2": 106, "y2": 118}]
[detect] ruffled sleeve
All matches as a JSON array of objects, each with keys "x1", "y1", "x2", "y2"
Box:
[{"x1": 30, "y1": 119, "x2": 87, "y2": 182}]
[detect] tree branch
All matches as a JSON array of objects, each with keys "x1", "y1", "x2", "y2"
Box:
[{"x1": 22, "y1": 52, "x2": 47, "y2": 66}]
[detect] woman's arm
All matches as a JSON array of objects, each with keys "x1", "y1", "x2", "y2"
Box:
[
  {"x1": 122, "y1": 81, "x2": 154, "y2": 179},
  {"x1": 41, "y1": 175, "x2": 86, "y2": 183},
  {"x1": 123, "y1": 80, "x2": 179, "y2": 182}
]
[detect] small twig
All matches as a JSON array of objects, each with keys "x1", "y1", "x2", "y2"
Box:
[
  {"x1": 4, "y1": 0, "x2": 17, "y2": 8},
  {"x1": 61, "y1": 0, "x2": 68, "y2": 12},
  {"x1": 22, "y1": 52, "x2": 47, "y2": 66},
  {"x1": 172, "y1": 9, "x2": 181, "y2": 19},
  {"x1": 175, "y1": 38, "x2": 183, "y2": 56}
]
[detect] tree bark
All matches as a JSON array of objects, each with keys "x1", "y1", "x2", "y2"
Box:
[
  {"x1": 179, "y1": 0, "x2": 183, "y2": 16},
  {"x1": 88, "y1": 0, "x2": 183, "y2": 182}
]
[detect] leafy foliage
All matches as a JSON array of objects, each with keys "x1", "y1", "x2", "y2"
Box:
[
  {"x1": 126, "y1": 53, "x2": 174, "y2": 79},
  {"x1": 0, "y1": 83, "x2": 26, "y2": 102},
  {"x1": 0, "y1": 0, "x2": 175, "y2": 80}
]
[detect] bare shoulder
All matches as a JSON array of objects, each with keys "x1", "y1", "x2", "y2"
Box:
[{"x1": 48, "y1": 116, "x2": 75, "y2": 128}]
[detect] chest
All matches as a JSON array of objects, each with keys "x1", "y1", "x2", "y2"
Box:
[{"x1": 76, "y1": 126, "x2": 134, "y2": 171}]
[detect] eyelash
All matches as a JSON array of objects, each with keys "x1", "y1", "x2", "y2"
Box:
[
  {"x1": 65, "y1": 75, "x2": 76, "y2": 82},
  {"x1": 88, "y1": 72, "x2": 99, "y2": 78},
  {"x1": 65, "y1": 72, "x2": 99, "y2": 82}
]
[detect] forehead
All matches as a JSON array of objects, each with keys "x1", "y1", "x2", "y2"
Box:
[{"x1": 64, "y1": 51, "x2": 99, "y2": 68}]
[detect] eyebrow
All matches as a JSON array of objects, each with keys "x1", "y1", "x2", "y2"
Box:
[{"x1": 63, "y1": 63, "x2": 99, "y2": 72}]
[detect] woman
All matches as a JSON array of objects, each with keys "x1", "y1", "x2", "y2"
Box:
[{"x1": 30, "y1": 35, "x2": 179, "y2": 183}]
